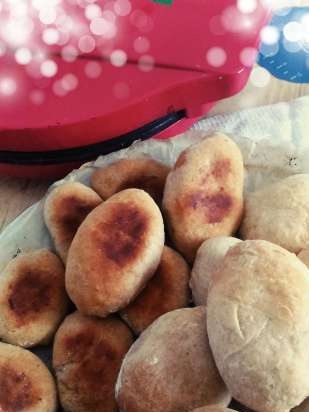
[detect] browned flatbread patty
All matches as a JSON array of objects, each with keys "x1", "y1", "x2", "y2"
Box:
[
  {"x1": 0, "y1": 342, "x2": 57, "y2": 412},
  {"x1": 44, "y1": 182, "x2": 102, "y2": 262},
  {"x1": 91, "y1": 157, "x2": 170, "y2": 204},
  {"x1": 53, "y1": 312, "x2": 133, "y2": 412},
  {"x1": 0, "y1": 249, "x2": 68, "y2": 347},
  {"x1": 66, "y1": 188, "x2": 165, "y2": 317},
  {"x1": 120, "y1": 245, "x2": 190, "y2": 334}
]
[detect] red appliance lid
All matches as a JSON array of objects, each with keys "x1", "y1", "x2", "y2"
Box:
[{"x1": 0, "y1": 0, "x2": 271, "y2": 151}]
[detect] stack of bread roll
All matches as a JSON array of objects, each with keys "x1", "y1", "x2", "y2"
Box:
[{"x1": 1, "y1": 132, "x2": 309, "y2": 412}]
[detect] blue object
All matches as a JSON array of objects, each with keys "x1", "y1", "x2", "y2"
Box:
[{"x1": 258, "y1": 7, "x2": 309, "y2": 84}]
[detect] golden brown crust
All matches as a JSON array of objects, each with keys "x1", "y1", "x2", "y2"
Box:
[
  {"x1": 116, "y1": 307, "x2": 231, "y2": 412},
  {"x1": 0, "y1": 342, "x2": 57, "y2": 412},
  {"x1": 207, "y1": 240, "x2": 309, "y2": 412},
  {"x1": 163, "y1": 134, "x2": 244, "y2": 263},
  {"x1": 0, "y1": 249, "x2": 68, "y2": 347},
  {"x1": 65, "y1": 189, "x2": 165, "y2": 318},
  {"x1": 44, "y1": 182, "x2": 102, "y2": 262},
  {"x1": 91, "y1": 157, "x2": 170, "y2": 204},
  {"x1": 120, "y1": 246, "x2": 190, "y2": 334},
  {"x1": 53, "y1": 312, "x2": 133, "y2": 412}
]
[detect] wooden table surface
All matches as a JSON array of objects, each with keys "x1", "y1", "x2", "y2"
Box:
[{"x1": 1, "y1": 0, "x2": 309, "y2": 232}]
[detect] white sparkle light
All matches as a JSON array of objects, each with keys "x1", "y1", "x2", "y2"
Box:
[
  {"x1": 240, "y1": 47, "x2": 257, "y2": 67},
  {"x1": 1, "y1": 18, "x2": 34, "y2": 47},
  {"x1": 114, "y1": 0, "x2": 131, "y2": 16},
  {"x1": 42, "y1": 28, "x2": 60, "y2": 45},
  {"x1": 260, "y1": 25, "x2": 280, "y2": 45},
  {"x1": 40, "y1": 60, "x2": 58, "y2": 77},
  {"x1": 206, "y1": 47, "x2": 227, "y2": 67},
  {"x1": 250, "y1": 67, "x2": 270, "y2": 88},
  {"x1": 85, "y1": 61, "x2": 102, "y2": 78},
  {"x1": 61, "y1": 45, "x2": 78, "y2": 62},
  {"x1": 138, "y1": 54, "x2": 154, "y2": 72},
  {"x1": 61, "y1": 74, "x2": 78, "y2": 91},
  {"x1": 30, "y1": 90, "x2": 45, "y2": 105},
  {"x1": 85, "y1": 4, "x2": 102, "y2": 20},
  {"x1": 78, "y1": 35, "x2": 96, "y2": 53},
  {"x1": 53, "y1": 80, "x2": 67, "y2": 96},
  {"x1": 283, "y1": 38, "x2": 301, "y2": 53},
  {"x1": 283, "y1": 21, "x2": 302, "y2": 42},
  {"x1": 134, "y1": 36, "x2": 150, "y2": 53},
  {"x1": 15, "y1": 47, "x2": 32, "y2": 65},
  {"x1": 90, "y1": 17, "x2": 116, "y2": 38},
  {"x1": 237, "y1": 0, "x2": 257, "y2": 14},
  {"x1": 39, "y1": 8, "x2": 57, "y2": 24},
  {"x1": 110, "y1": 49, "x2": 127, "y2": 67},
  {"x1": 0, "y1": 77, "x2": 17, "y2": 96}
]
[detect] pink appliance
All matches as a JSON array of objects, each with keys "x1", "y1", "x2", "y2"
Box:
[{"x1": 0, "y1": 0, "x2": 271, "y2": 178}]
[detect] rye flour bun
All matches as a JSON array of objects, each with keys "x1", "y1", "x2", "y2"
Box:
[
  {"x1": 190, "y1": 236, "x2": 241, "y2": 306},
  {"x1": 293, "y1": 398, "x2": 309, "y2": 412},
  {"x1": 91, "y1": 157, "x2": 170, "y2": 204},
  {"x1": 298, "y1": 248, "x2": 309, "y2": 268},
  {"x1": 53, "y1": 312, "x2": 133, "y2": 412},
  {"x1": 207, "y1": 240, "x2": 309, "y2": 412},
  {"x1": 0, "y1": 342, "x2": 57, "y2": 412},
  {"x1": 163, "y1": 133, "x2": 244, "y2": 262},
  {"x1": 66, "y1": 188, "x2": 165, "y2": 317},
  {"x1": 0, "y1": 249, "x2": 68, "y2": 347},
  {"x1": 191, "y1": 407, "x2": 237, "y2": 412},
  {"x1": 120, "y1": 245, "x2": 190, "y2": 334},
  {"x1": 240, "y1": 174, "x2": 309, "y2": 253},
  {"x1": 116, "y1": 307, "x2": 231, "y2": 412},
  {"x1": 44, "y1": 182, "x2": 102, "y2": 262}
]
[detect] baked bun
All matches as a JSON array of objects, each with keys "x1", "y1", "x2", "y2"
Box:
[
  {"x1": 91, "y1": 157, "x2": 170, "y2": 204},
  {"x1": 53, "y1": 311, "x2": 133, "y2": 412},
  {"x1": 190, "y1": 236, "x2": 241, "y2": 306},
  {"x1": 44, "y1": 182, "x2": 102, "y2": 262},
  {"x1": 163, "y1": 133, "x2": 244, "y2": 262},
  {"x1": 120, "y1": 245, "x2": 190, "y2": 334},
  {"x1": 0, "y1": 249, "x2": 68, "y2": 347},
  {"x1": 116, "y1": 307, "x2": 231, "y2": 412},
  {"x1": 191, "y1": 407, "x2": 237, "y2": 412},
  {"x1": 66, "y1": 189, "x2": 165, "y2": 317},
  {"x1": 207, "y1": 240, "x2": 309, "y2": 412},
  {"x1": 241, "y1": 174, "x2": 309, "y2": 253},
  {"x1": 0, "y1": 342, "x2": 57, "y2": 412}
]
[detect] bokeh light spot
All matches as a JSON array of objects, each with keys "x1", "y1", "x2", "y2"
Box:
[
  {"x1": 15, "y1": 47, "x2": 32, "y2": 65},
  {"x1": 250, "y1": 66, "x2": 271, "y2": 88},
  {"x1": 78, "y1": 35, "x2": 96, "y2": 53},
  {"x1": 85, "y1": 61, "x2": 102, "y2": 78},
  {"x1": 0, "y1": 77, "x2": 17, "y2": 96},
  {"x1": 110, "y1": 49, "x2": 127, "y2": 67},
  {"x1": 138, "y1": 54, "x2": 155, "y2": 72},
  {"x1": 240, "y1": 47, "x2": 258, "y2": 67},
  {"x1": 134, "y1": 36, "x2": 150, "y2": 53},
  {"x1": 40, "y1": 60, "x2": 58, "y2": 77},
  {"x1": 206, "y1": 47, "x2": 227, "y2": 67}
]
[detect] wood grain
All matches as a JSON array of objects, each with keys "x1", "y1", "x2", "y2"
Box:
[{"x1": 1, "y1": 0, "x2": 309, "y2": 231}]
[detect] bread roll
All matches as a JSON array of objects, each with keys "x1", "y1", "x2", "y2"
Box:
[
  {"x1": 207, "y1": 240, "x2": 309, "y2": 412},
  {"x1": 163, "y1": 133, "x2": 244, "y2": 262},
  {"x1": 44, "y1": 182, "x2": 102, "y2": 262},
  {"x1": 91, "y1": 157, "x2": 170, "y2": 204},
  {"x1": 190, "y1": 236, "x2": 241, "y2": 305},
  {"x1": 0, "y1": 249, "x2": 68, "y2": 347},
  {"x1": 0, "y1": 342, "x2": 57, "y2": 412},
  {"x1": 241, "y1": 174, "x2": 309, "y2": 253},
  {"x1": 66, "y1": 189, "x2": 165, "y2": 317},
  {"x1": 53, "y1": 312, "x2": 133, "y2": 412},
  {"x1": 191, "y1": 407, "x2": 237, "y2": 412},
  {"x1": 120, "y1": 245, "x2": 190, "y2": 334},
  {"x1": 116, "y1": 307, "x2": 231, "y2": 412}
]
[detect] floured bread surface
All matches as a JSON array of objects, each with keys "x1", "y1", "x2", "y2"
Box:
[
  {"x1": 163, "y1": 133, "x2": 244, "y2": 262},
  {"x1": 241, "y1": 174, "x2": 309, "y2": 253},
  {"x1": 190, "y1": 236, "x2": 241, "y2": 306},
  {"x1": 120, "y1": 245, "x2": 190, "y2": 334},
  {"x1": 207, "y1": 240, "x2": 309, "y2": 412},
  {"x1": 0, "y1": 249, "x2": 68, "y2": 347},
  {"x1": 116, "y1": 307, "x2": 231, "y2": 412},
  {"x1": 44, "y1": 182, "x2": 102, "y2": 262},
  {"x1": 298, "y1": 248, "x2": 309, "y2": 268},
  {"x1": 66, "y1": 188, "x2": 165, "y2": 317},
  {"x1": 0, "y1": 342, "x2": 57, "y2": 412},
  {"x1": 53, "y1": 312, "x2": 133, "y2": 412},
  {"x1": 91, "y1": 157, "x2": 170, "y2": 204}
]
